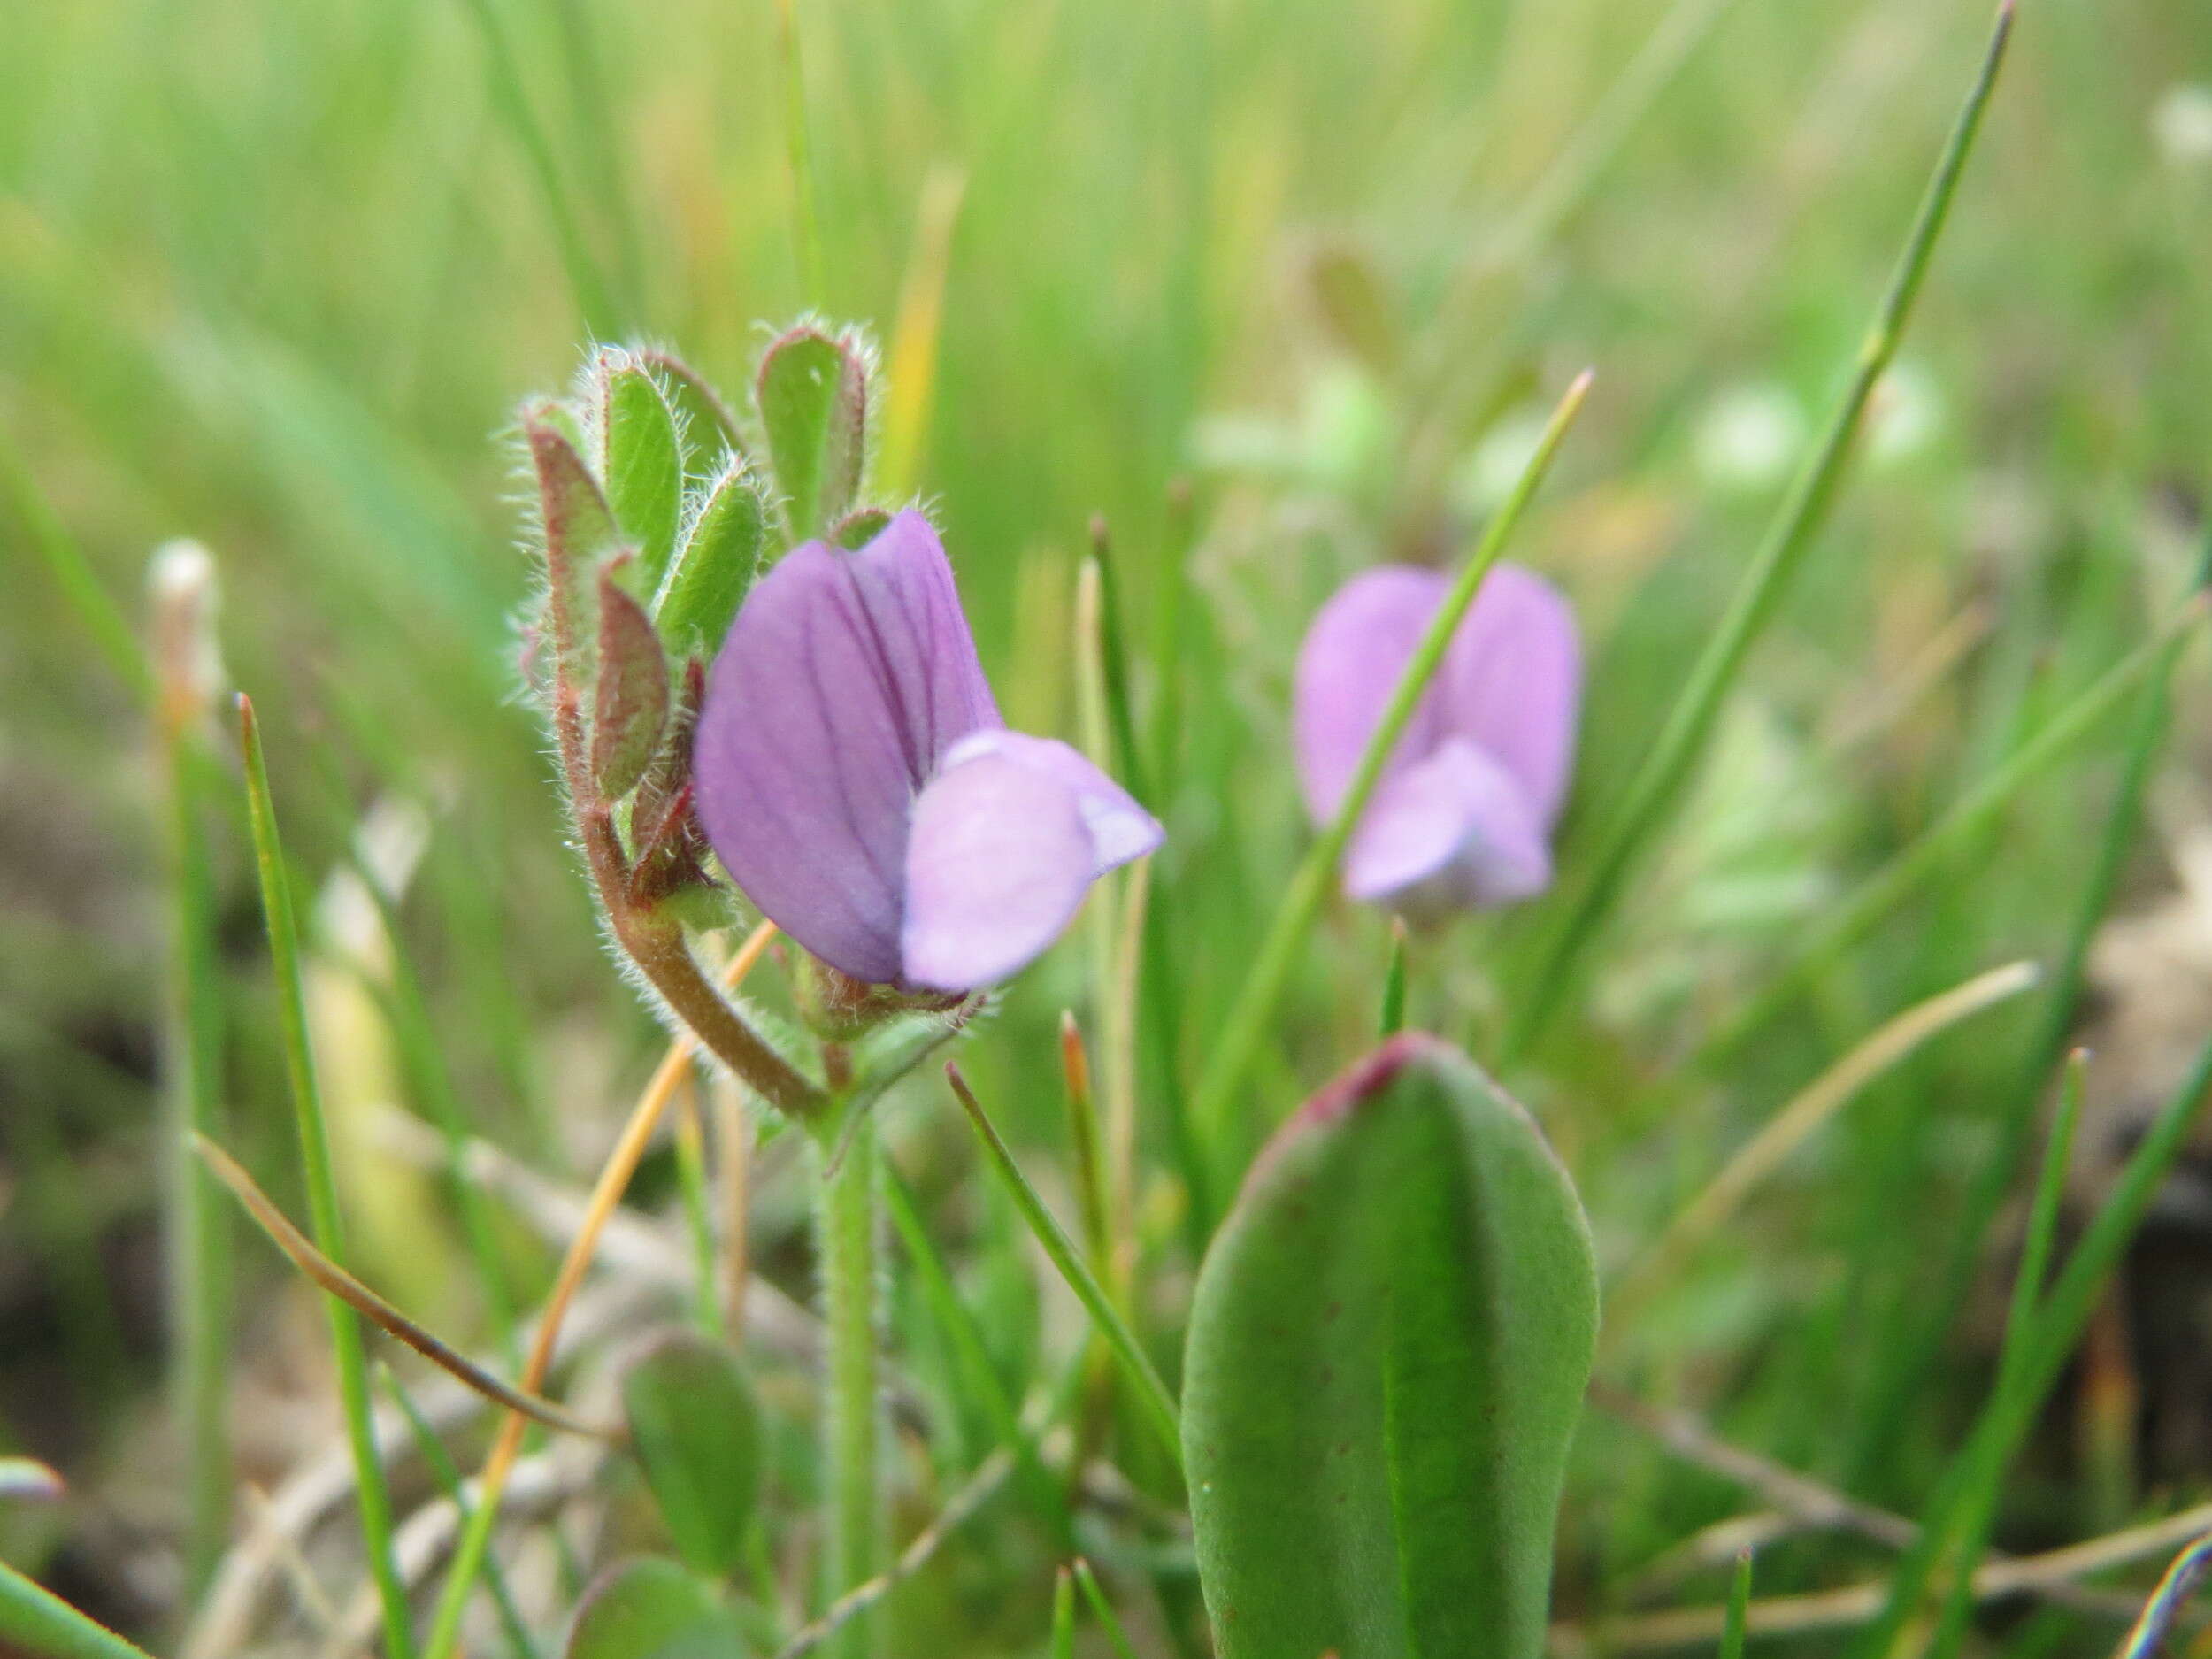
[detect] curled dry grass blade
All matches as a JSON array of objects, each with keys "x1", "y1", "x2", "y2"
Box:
[
  {"x1": 1611, "y1": 959, "x2": 2040, "y2": 1326},
  {"x1": 1505, "y1": 1, "x2": 2017, "y2": 1063},
  {"x1": 194, "y1": 1133, "x2": 616, "y2": 1441},
  {"x1": 237, "y1": 693, "x2": 415, "y2": 1659}
]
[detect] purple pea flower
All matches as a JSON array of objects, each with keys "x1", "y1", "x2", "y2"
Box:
[
  {"x1": 1294, "y1": 562, "x2": 1580, "y2": 916},
  {"x1": 694, "y1": 511, "x2": 1162, "y2": 993}
]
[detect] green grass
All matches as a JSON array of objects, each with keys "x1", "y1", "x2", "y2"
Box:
[{"x1": 5, "y1": 0, "x2": 2212, "y2": 1652}]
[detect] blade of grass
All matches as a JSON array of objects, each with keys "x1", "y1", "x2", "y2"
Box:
[
  {"x1": 1504, "y1": 3, "x2": 2016, "y2": 1062},
  {"x1": 454, "y1": 0, "x2": 620, "y2": 338},
  {"x1": 1048, "y1": 1567, "x2": 1076, "y2": 1659},
  {"x1": 1187, "y1": 367, "x2": 1592, "y2": 1164},
  {"x1": 194, "y1": 1133, "x2": 614, "y2": 1440},
  {"x1": 1379, "y1": 916, "x2": 1409, "y2": 1036},
  {"x1": 237, "y1": 693, "x2": 416, "y2": 1659},
  {"x1": 1850, "y1": 1030, "x2": 2212, "y2": 1659},
  {"x1": 945, "y1": 1064, "x2": 1182, "y2": 1472},
  {"x1": 1919, "y1": 1054, "x2": 2087, "y2": 1659},
  {"x1": 381, "y1": 1368, "x2": 540, "y2": 1659},
  {"x1": 672, "y1": 1072, "x2": 724, "y2": 1339},
  {"x1": 2, "y1": 428, "x2": 153, "y2": 702},
  {"x1": 1610, "y1": 959, "x2": 2040, "y2": 1326},
  {"x1": 1863, "y1": 526, "x2": 2212, "y2": 1474},
  {"x1": 882, "y1": 1163, "x2": 1074, "y2": 1549},
  {"x1": 1722, "y1": 1551, "x2": 1755, "y2": 1659},
  {"x1": 879, "y1": 165, "x2": 967, "y2": 499},
  {"x1": 1071, "y1": 1560, "x2": 1141, "y2": 1659},
  {"x1": 773, "y1": 0, "x2": 825, "y2": 302},
  {"x1": 1697, "y1": 603, "x2": 2204, "y2": 1063},
  {"x1": 0, "y1": 1563, "x2": 157, "y2": 1659},
  {"x1": 149, "y1": 544, "x2": 232, "y2": 1599}
]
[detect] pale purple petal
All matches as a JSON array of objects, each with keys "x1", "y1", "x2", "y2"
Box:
[
  {"x1": 1291, "y1": 565, "x2": 1450, "y2": 823},
  {"x1": 1343, "y1": 737, "x2": 1552, "y2": 912},
  {"x1": 1437, "y1": 563, "x2": 1581, "y2": 829},
  {"x1": 939, "y1": 729, "x2": 1164, "y2": 873},
  {"x1": 695, "y1": 511, "x2": 1000, "y2": 982},
  {"x1": 901, "y1": 750, "x2": 1098, "y2": 991}
]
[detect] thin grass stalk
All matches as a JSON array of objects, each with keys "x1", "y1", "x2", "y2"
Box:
[
  {"x1": 1698, "y1": 603, "x2": 2203, "y2": 1062},
  {"x1": 1048, "y1": 1567, "x2": 1076, "y2": 1659},
  {"x1": 1611, "y1": 960, "x2": 2040, "y2": 1327},
  {"x1": 0, "y1": 1563, "x2": 157, "y2": 1659},
  {"x1": 237, "y1": 695, "x2": 415, "y2": 1659},
  {"x1": 454, "y1": 0, "x2": 619, "y2": 338},
  {"x1": 881, "y1": 1164, "x2": 1073, "y2": 1547},
  {"x1": 946, "y1": 1065, "x2": 1183, "y2": 1471},
  {"x1": 1188, "y1": 368, "x2": 1591, "y2": 1151},
  {"x1": 1504, "y1": 4, "x2": 2016, "y2": 1062},
  {"x1": 1721, "y1": 1552, "x2": 1755, "y2": 1659},
  {"x1": 2, "y1": 432, "x2": 154, "y2": 701},
  {"x1": 544, "y1": 0, "x2": 644, "y2": 321},
  {"x1": 1379, "y1": 916, "x2": 1409, "y2": 1036},
  {"x1": 421, "y1": 922, "x2": 778, "y2": 1659},
  {"x1": 879, "y1": 165, "x2": 967, "y2": 499},
  {"x1": 1071, "y1": 1561, "x2": 1141, "y2": 1659},
  {"x1": 150, "y1": 557, "x2": 231, "y2": 1600},
  {"x1": 1919, "y1": 1056, "x2": 2087, "y2": 1659},
  {"x1": 1867, "y1": 526, "x2": 2212, "y2": 1470},
  {"x1": 1850, "y1": 1031, "x2": 2212, "y2": 1659},
  {"x1": 773, "y1": 0, "x2": 826, "y2": 302},
  {"x1": 672, "y1": 1072, "x2": 725, "y2": 1339},
  {"x1": 381, "y1": 1371, "x2": 538, "y2": 1659}
]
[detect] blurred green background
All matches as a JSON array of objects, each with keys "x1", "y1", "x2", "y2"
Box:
[{"x1": 5, "y1": 0, "x2": 2212, "y2": 1648}]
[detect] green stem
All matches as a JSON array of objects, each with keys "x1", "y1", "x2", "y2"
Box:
[
  {"x1": 819, "y1": 1113, "x2": 881, "y2": 1659},
  {"x1": 1187, "y1": 370, "x2": 1590, "y2": 1152},
  {"x1": 238, "y1": 696, "x2": 417, "y2": 1659},
  {"x1": 1503, "y1": 2, "x2": 2016, "y2": 1063}
]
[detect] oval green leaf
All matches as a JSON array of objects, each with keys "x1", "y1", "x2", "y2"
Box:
[
  {"x1": 620, "y1": 1331, "x2": 764, "y2": 1578},
  {"x1": 1182, "y1": 1033, "x2": 1598, "y2": 1659}
]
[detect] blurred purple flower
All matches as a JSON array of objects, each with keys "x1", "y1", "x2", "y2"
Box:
[
  {"x1": 695, "y1": 511, "x2": 1161, "y2": 992},
  {"x1": 1294, "y1": 563, "x2": 1579, "y2": 916}
]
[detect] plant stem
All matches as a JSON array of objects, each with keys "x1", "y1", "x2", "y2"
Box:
[
  {"x1": 1504, "y1": 2, "x2": 2016, "y2": 1063},
  {"x1": 237, "y1": 695, "x2": 416, "y2": 1659},
  {"x1": 819, "y1": 1107, "x2": 881, "y2": 1659}
]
